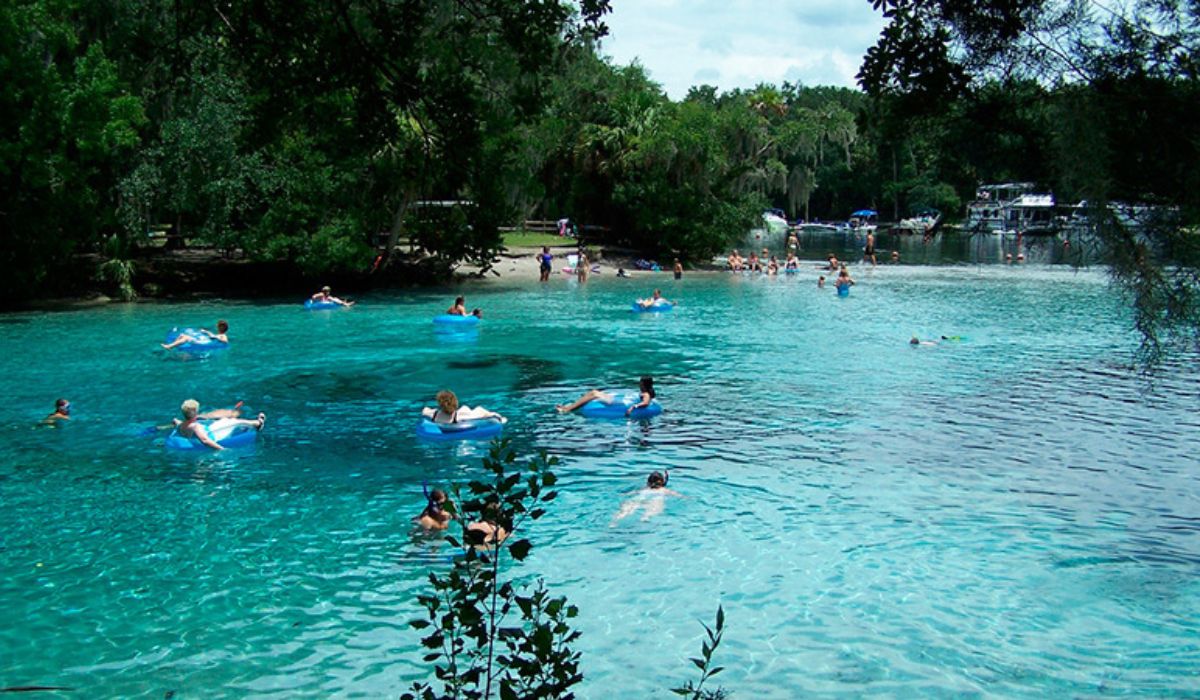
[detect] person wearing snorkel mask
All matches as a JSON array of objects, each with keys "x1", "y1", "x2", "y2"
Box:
[
  {"x1": 42, "y1": 398, "x2": 71, "y2": 425},
  {"x1": 415, "y1": 488, "x2": 453, "y2": 530}
]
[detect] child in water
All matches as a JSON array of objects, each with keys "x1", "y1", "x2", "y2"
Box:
[{"x1": 612, "y1": 471, "x2": 682, "y2": 523}]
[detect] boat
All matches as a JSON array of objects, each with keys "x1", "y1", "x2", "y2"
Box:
[
  {"x1": 848, "y1": 209, "x2": 878, "y2": 234},
  {"x1": 965, "y1": 183, "x2": 1058, "y2": 235},
  {"x1": 894, "y1": 209, "x2": 942, "y2": 235}
]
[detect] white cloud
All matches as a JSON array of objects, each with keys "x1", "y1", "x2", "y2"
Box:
[{"x1": 598, "y1": 0, "x2": 886, "y2": 98}]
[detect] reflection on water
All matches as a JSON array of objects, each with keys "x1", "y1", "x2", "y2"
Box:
[{"x1": 0, "y1": 267, "x2": 1196, "y2": 697}]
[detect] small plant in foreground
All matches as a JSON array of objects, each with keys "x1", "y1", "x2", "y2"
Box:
[
  {"x1": 403, "y1": 439, "x2": 582, "y2": 700},
  {"x1": 671, "y1": 604, "x2": 729, "y2": 700}
]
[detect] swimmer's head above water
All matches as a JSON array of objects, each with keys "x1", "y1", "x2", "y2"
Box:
[{"x1": 647, "y1": 470, "x2": 668, "y2": 488}]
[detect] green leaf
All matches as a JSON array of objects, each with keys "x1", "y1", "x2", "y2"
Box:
[
  {"x1": 691, "y1": 657, "x2": 706, "y2": 670},
  {"x1": 716, "y1": 604, "x2": 725, "y2": 630},
  {"x1": 508, "y1": 538, "x2": 533, "y2": 561}
]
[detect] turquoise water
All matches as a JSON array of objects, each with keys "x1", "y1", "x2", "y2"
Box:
[{"x1": 1, "y1": 266, "x2": 1198, "y2": 697}]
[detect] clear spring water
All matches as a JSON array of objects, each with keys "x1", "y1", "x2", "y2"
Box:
[{"x1": 1, "y1": 265, "x2": 1197, "y2": 698}]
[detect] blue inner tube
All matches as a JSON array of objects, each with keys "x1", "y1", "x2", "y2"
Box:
[
  {"x1": 631, "y1": 300, "x2": 674, "y2": 313},
  {"x1": 836, "y1": 284, "x2": 851, "y2": 296},
  {"x1": 577, "y1": 392, "x2": 664, "y2": 419},
  {"x1": 305, "y1": 299, "x2": 342, "y2": 310},
  {"x1": 415, "y1": 417, "x2": 504, "y2": 441},
  {"x1": 165, "y1": 419, "x2": 258, "y2": 451},
  {"x1": 433, "y1": 314, "x2": 480, "y2": 326},
  {"x1": 164, "y1": 327, "x2": 228, "y2": 353}
]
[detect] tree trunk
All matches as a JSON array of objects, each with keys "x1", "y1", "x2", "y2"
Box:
[{"x1": 379, "y1": 187, "x2": 417, "y2": 269}]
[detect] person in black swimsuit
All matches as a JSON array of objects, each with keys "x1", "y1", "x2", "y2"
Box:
[
  {"x1": 863, "y1": 232, "x2": 877, "y2": 266},
  {"x1": 422, "y1": 390, "x2": 505, "y2": 423},
  {"x1": 538, "y1": 247, "x2": 553, "y2": 282}
]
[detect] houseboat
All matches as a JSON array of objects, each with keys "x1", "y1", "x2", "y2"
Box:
[{"x1": 965, "y1": 183, "x2": 1057, "y2": 235}]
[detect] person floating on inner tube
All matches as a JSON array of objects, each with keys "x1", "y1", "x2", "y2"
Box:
[
  {"x1": 556, "y1": 376, "x2": 656, "y2": 416},
  {"x1": 173, "y1": 399, "x2": 265, "y2": 451},
  {"x1": 311, "y1": 286, "x2": 354, "y2": 307},
  {"x1": 421, "y1": 390, "x2": 505, "y2": 425},
  {"x1": 415, "y1": 487, "x2": 454, "y2": 531},
  {"x1": 636, "y1": 290, "x2": 673, "y2": 309},
  {"x1": 42, "y1": 398, "x2": 71, "y2": 425},
  {"x1": 446, "y1": 297, "x2": 481, "y2": 317},
  {"x1": 161, "y1": 320, "x2": 229, "y2": 350},
  {"x1": 611, "y1": 470, "x2": 682, "y2": 523}
]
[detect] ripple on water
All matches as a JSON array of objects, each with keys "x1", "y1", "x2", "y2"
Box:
[{"x1": 0, "y1": 270, "x2": 1198, "y2": 697}]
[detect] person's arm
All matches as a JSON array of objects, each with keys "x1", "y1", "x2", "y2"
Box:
[
  {"x1": 625, "y1": 391, "x2": 652, "y2": 415},
  {"x1": 187, "y1": 424, "x2": 223, "y2": 450}
]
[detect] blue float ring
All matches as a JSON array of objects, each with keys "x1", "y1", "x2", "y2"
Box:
[
  {"x1": 305, "y1": 299, "x2": 342, "y2": 310},
  {"x1": 577, "y1": 392, "x2": 664, "y2": 419},
  {"x1": 165, "y1": 419, "x2": 258, "y2": 451},
  {"x1": 836, "y1": 285, "x2": 851, "y2": 297},
  {"x1": 415, "y1": 417, "x2": 504, "y2": 441},
  {"x1": 433, "y1": 314, "x2": 480, "y2": 326},
  {"x1": 164, "y1": 327, "x2": 228, "y2": 353},
  {"x1": 631, "y1": 301, "x2": 674, "y2": 313}
]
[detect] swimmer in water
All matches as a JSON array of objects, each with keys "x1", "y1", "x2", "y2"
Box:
[
  {"x1": 834, "y1": 268, "x2": 854, "y2": 291},
  {"x1": 415, "y1": 488, "x2": 454, "y2": 531},
  {"x1": 161, "y1": 320, "x2": 229, "y2": 349},
  {"x1": 465, "y1": 501, "x2": 509, "y2": 549},
  {"x1": 612, "y1": 470, "x2": 682, "y2": 523},
  {"x1": 447, "y1": 296, "x2": 468, "y2": 316},
  {"x1": 909, "y1": 335, "x2": 939, "y2": 347},
  {"x1": 42, "y1": 398, "x2": 71, "y2": 424},
  {"x1": 557, "y1": 376, "x2": 656, "y2": 416}
]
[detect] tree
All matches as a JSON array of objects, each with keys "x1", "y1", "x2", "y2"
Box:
[
  {"x1": 860, "y1": 0, "x2": 1200, "y2": 356},
  {"x1": 404, "y1": 440, "x2": 582, "y2": 700}
]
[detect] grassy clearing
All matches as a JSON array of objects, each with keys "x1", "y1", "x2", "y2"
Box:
[{"x1": 501, "y1": 231, "x2": 575, "y2": 248}]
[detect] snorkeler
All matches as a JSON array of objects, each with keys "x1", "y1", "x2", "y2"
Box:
[
  {"x1": 415, "y1": 487, "x2": 453, "y2": 530},
  {"x1": 42, "y1": 398, "x2": 71, "y2": 424}
]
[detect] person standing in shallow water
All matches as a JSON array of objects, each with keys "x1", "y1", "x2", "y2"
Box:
[
  {"x1": 576, "y1": 249, "x2": 589, "y2": 282},
  {"x1": 673, "y1": 258, "x2": 683, "y2": 280},
  {"x1": 538, "y1": 247, "x2": 553, "y2": 282}
]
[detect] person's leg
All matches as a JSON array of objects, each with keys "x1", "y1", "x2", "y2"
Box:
[
  {"x1": 161, "y1": 333, "x2": 197, "y2": 349},
  {"x1": 557, "y1": 389, "x2": 604, "y2": 413}
]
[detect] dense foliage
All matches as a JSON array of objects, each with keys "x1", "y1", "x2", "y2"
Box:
[
  {"x1": 861, "y1": 0, "x2": 1200, "y2": 354},
  {"x1": 3, "y1": 0, "x2": 1197, "y2": 349}
]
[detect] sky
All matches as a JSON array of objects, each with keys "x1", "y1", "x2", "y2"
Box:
[{"x1": 596, "y1": 0, "x2": 888, "y2": 99}]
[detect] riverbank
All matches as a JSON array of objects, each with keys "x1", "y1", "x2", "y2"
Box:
[{"x1": 9, "y1": 243, "x2": 707, "y2": 311}]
